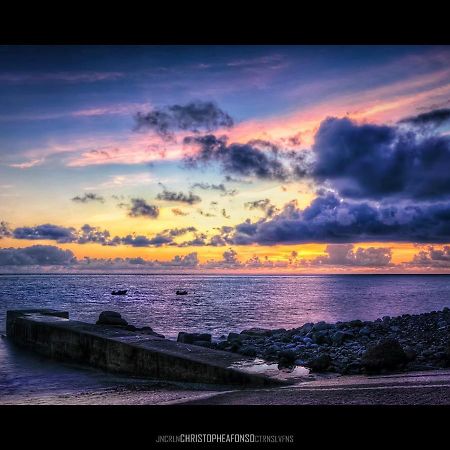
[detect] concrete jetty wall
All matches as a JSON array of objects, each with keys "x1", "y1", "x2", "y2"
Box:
[{"x1": 6, "y1": 309, "x2": 284, "y2": 387}]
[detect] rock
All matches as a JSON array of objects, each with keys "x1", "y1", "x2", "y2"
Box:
[
  {"x1": 216, "y1": 341, "x2": 229, "y2": 350},
  {"x1": 240, "y1": 327, "x2": 272, "y2": 337},
  {"x1": 300, "y1": 323, "x2": 314, "y2": 334},
  {"x1": 349, "y1": 320, "x2": 363, "y2": 328},
  {"x1": 227, "y1": 332, "x2": 241, "y2": 342},
  {"x1": 331, "y1": 331, "x2": 352, "y2": 346},
  {"x1": 96, "y1": 311, "x2": 128, "y2": 327},
  {"x1": 177, "y1": 332, "x2": 212, "y2": 344},
  {"x1": 361, "y1": 339, "x2": 408, "y2": 373},
  {"x1": 403, "y1": 347, "x2": 417, "y2": 361},
  {"x1": 294, "y1": 358, "x2": 307, "y2": 366},
  {"x1": 359, "y1": 326, "x2": 371, "y2": 336},
  {"x1": 240, "y1": 345, "x2": 258, "y2": 357},
  {"x1": 308, "y1": 354, "x2": 332, "y2": 372},
  {"x1": 312, "y1": 321, "x2": 332, "y2": 332},
  {"x1": 311, "y1": 331, "x2": 330, "y2": 345},
  {"x1": 278, "y1": 350, "x2": 297, "y2": 367},
  {"x1": 303, "y1": 337, "x2": 313, "y2": 345}
]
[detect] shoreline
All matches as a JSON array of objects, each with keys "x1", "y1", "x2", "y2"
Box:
[{"x1": 201, "y1": 306, "x2": 450, "y2": 376}]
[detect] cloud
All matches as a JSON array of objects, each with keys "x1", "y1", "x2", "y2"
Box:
[
  {"x1": 77, "y1": 224, "x2": 117, "y2": 246},
  {"x1": 128, "y1": 198, "x2": 160, "y2": 218},
  {"x1": 313, "y1": 244, "x2": 392, "y2": 267},
  {"x1": 72, "y1": 193, "x2": 105, "y2": 203},
  {"x1": 13, "y1": 224, "x2": 77, "y2": 243},
  {"x1": 398, "y1": 108, "x2": 450, "y2": 128},
  {"x1": 224, "y1": 175, "x2": 253, "y2": 184},
  {"x1": 171, "y1": 208, "x2": 189, "y2": 216},
  {"x1": 0, "y1": 245, "x2": 76, "y2": 266},
  {"x1": 121, "y1": 227, "x2": 198, "y2": 248},
  {"x1": 191, "y1": 182, "x2": 226, "y2": 192},
  {"x1": 12, "y1": 223, "x2": 117, "y2": 246},
  {"x1": 244, "y1": 198, "x2": 278, "y2": 217},
  {"x1": 410, "y1": 246, "x2": 450, "y2": 268},
  {"x1": 134, "y1": 101, "x2": 233, "y2": 141},
  {"x1": 0, "y1": 71, "x2": 124, "y2": 84},
  {"x1": 156, "y1": 188, "x2": 201, "y2": 205},
  {"x1": 197, "y1": 209, "x2": 216, "y2": 217},
  {"x1": 120, "y1": 235, "x2": 165, "y2": 247},
  {"x1": 227, "y1": 192, "x2": 450, "y2": 245},
  {"x1": 312, "y1": 116, "x2": 450, "y2": 200},
  {"x1": 191, "y1": 182, "x2": 238, "y2": 197},
  {"x1": 184, "y1": 135, "x2": 297, "y2": 181},
  {"x1": 9, "y1": 158, "x2": 44, "y2": 169},
  {"x1": 0, "y1": 221, "x2": 12, "y2": 238}
]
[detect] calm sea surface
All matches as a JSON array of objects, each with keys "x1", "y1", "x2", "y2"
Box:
[{"x1": 1, "y1": 274, "x2": 450, "y2": 399}]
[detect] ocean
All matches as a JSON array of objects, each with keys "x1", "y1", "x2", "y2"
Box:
[{"x1": 1, "y1": 274, "x2": 450, "y2": 402}]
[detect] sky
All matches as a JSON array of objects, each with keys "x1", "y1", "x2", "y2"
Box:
[{"x1": 1, "y1": 45, "x2": 450, "y2": 273}]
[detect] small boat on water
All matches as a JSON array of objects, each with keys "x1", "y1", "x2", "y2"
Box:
[
  {"x1": 176, "y1": 290, "x2": 188, "y2": 295},
  {"x1": 111, "y1": 289, "x2": 127, "y2": 295}
]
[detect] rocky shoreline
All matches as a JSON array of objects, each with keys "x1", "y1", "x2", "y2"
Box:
[
  {"x1": 178, "y1": 307, "x2": 450, "y2": 375},
  {"x1": 95, "y1": 308, "x2": 450, "y2": 376}
]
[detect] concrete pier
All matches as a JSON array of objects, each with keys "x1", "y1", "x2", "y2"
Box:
[{"x1": 6, "y1": 309, "x2": 286, "y2": 387}]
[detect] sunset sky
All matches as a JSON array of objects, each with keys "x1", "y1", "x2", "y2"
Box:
[{"x1": 1, "y1": 45, "x2": 450, "y2": 273}]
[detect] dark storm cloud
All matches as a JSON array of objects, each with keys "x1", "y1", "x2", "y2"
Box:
[
  {"x1": 156, "y1": 189, "x2": 201, "y2": 205},
  {"x1": 13, "y1": 224, "x2": 77, "y2": 243},
  {"x1": 184, "y1": 135, "x2": 294, "y2": 181},
  {"x1": 0, "y1": 245, "x2": 76, "y2": 266},
  {"x1": 312, "y1": 117, "x2": 450, "y2": 200},
  {"x1": 128, "y1": 198, "x2": 160, "y2": 218},
  {"x1": 228, "y1": 193, "x2": 450, "y2": 245},
  {"x1": 71, "y1": 192, "x2": 105, "y2": 203},
  {"x1": 134, "y1": 101, "x2": 234, "y2": 141},
  {"x1": 313, "y1": 244, "x2": 392, "y2": 267},
  {"x1": 398, "y1": 108, "x2": 450, "y2": 128}
]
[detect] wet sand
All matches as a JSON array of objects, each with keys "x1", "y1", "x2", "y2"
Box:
[{"x1": 3, "y1": 369, "x2": 450, "y2": 405}]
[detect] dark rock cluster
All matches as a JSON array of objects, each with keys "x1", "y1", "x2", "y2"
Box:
[
  {"x1": 177, "y1": 332, "x2": 212, "y2": 347},
  {"x1": 96, "y1": 311, "x2": 165, "y2": 338},
  {"x1": 209, "y1": 307, "x2": 450, "y2": 374}
]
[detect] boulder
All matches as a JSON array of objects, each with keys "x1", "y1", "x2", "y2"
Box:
[
  {"x1": 308, "y1": 354, "x2": 332, "y2": 372},
  {"x1": 240, "y1": 328, "x2": 272, "y2": 337},
  {"x1": 312, "y1": 321, "x2": 332, "y2": 332},
  {"x1": 278, "y1": 350, "x2": 297, "y2": 367},
  {"x1": 331, "y1": 331, "x2": 352, "y2": 346},
  {"x1": 361, "y1": 339, "x2": 408, "y2": 373},
  {"x1": 227, "y1": 332, "x2": 241, "y2": 342},
  {"x1": 359, "y1": 326, "x2": 371, "y2": 336},
  {"x1": 240, "y1": 345, "x2": 258, "y2": 357},
  {"x1": 96, "y1": 311, "x2": 128, "y2": 327},
  {"x1": 177, "y1": 332, "x2": 212, "y2": 344}
]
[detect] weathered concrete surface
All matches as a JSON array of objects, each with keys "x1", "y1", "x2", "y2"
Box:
[{"x1": 6, "y1": 310, "x2": 287, "y2": 387}]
